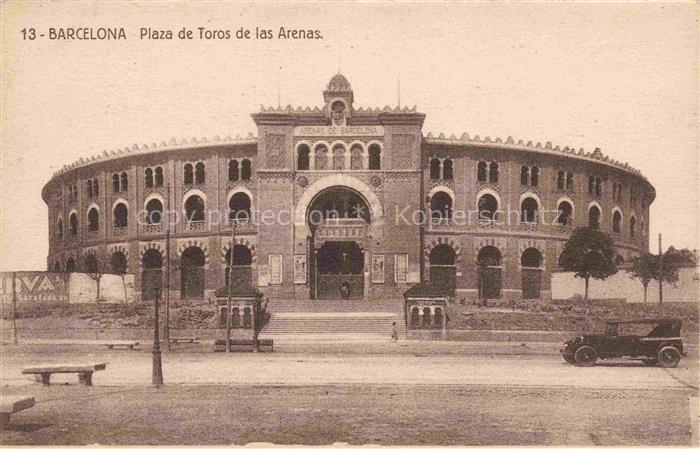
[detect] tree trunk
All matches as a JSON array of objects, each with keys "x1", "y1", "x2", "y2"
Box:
[
  {"x1": 96, "y1": 278, "x2": 101, "y2": 302},
  {"x1": 643, "y1": 283, "x2": 648, "y2": 304},
  {"x1": 584, "y1": 276, "x2": 589, "y2": 302}
]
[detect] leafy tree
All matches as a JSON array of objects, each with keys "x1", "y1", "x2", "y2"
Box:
[
  {"x1": 83, "y1": 253, "x2": 106, "y2": 302},
  {"x1": 558, "y1": 227, "x2": 617, "y2": 301},
  {"x1": 628, "y1": 253, "x2": 658, "y2": 304}
]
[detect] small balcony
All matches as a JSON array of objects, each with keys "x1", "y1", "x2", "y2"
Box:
[
  {"x1": 86, "y1": 230, "x2": 100, "y2": 241},
  {"x1": 112, "y1": 226, "x2": 128, "y2": 238},
  {"x1": 315, "y1": 218, "x2": 366, "y2": 242},
  {"x1": 185, "y1": 220, "x2": 207, "y2": 232},
  {"x1": 144, "y1": 223, "x2": 164, "y2": 234}
]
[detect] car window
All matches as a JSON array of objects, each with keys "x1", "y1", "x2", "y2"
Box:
[{"x1": 619, "y1": 323, "x2": 654, "y2": 336}]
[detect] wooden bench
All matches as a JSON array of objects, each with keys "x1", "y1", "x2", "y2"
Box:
[
  {"x1": 22, "y1": 363, "x2": 107, "y2": 386},
  {"x1": 0, "y1": 395, "x2": 35, "y2": 428},
  {"x1": 103, "y1": 341, "x2": 139, "y2": 350},
  {"x1": 214, "y1": 339, "x2": 274, "y2": 353},
  {"x1": 169, "y1": 337, "x2": 199, "y2": 344}
]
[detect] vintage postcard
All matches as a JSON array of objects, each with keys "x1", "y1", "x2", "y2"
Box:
[{"x1": 1, "y1": 1, "x2": 698, "y2": 446}]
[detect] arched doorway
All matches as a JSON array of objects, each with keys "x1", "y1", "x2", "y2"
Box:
[
  {"x1": 477, "y1": 246, "x2": 502, "y2": 301},
  {"x1": 181, "y1": 246, "x2": 205, "y2": 299},
  {"x1": 142, "y1": 249, "x2": 163, "y2": 301},
  {"x1": 521, "y1": 248, "x2": 543, "y2": 299},
  {"x1": 225, "y1": 245, "x2": 253, "y2": 288},
  {"x1": 111, "y1": 251, "x2": 128, "y2": 274},
  {"x1": 308, "y1": 186, "x2": 370, "y2": 300},
  {"x1": 429, "y1": 244, "x2": 456, "y2": 292}
]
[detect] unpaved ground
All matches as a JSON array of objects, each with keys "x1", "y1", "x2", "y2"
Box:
[
  {"x1": 0, "y1": 384, "x2": 694, "y2": 445},
  {"x1": 1, "y1": 349, "x2": 697, "y2": 389}
]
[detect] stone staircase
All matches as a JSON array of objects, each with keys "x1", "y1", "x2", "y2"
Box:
[{"x1": 260, "y1": 299, "x2": 405, "y2": 338}]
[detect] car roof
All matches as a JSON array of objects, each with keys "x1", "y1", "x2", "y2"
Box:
[{"x1": 605, "y1": 318, "x2": 682, "y2": 325}]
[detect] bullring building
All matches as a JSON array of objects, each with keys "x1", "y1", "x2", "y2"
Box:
[{"x1": 42, "y1": 74, "x2": 654, "y2": 306}]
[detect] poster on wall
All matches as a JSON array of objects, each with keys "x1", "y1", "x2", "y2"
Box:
[
  {"x1": 257, "y1": 264, "x2": 269, "y2": 287},
  {"x1": 395, "y1": 254, "x2": 408, "y2": 284},
  {"x1": 371, "y1": 254, "x2": 385, "y2": 284},
  {"x1": 294, "y1": 255, "x2": 307, "y2": 284},
  {"x1": 268, "y1": 254, "x2": 283, "y2": 285}
]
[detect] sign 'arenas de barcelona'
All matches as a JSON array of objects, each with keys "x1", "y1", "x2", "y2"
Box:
[{"x1": 42, "y1": 74, "x2": 655, "y2": 303}]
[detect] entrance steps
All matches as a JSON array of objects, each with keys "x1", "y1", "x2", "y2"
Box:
[
  {"x1": 261, "y1": 311, "x2": 404, "y2": 336},
  {"x1": 267, "y1": 299, "x2": 402, "y2": 314}
]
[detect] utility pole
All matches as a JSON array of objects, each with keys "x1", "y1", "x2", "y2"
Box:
[
  {"x1": 226, "y1": 220, "x2": 236, "y2": 353},
  {"x1": 12, "y1": 272, "x2": 18, "y2": 345},
  {"x1": 658, "y1": 233, "x2": 663, "y2": 304},
  {"x1": 164, "y1": 183, "x2": 171, "y2": 351},
  {"x1": 152, "y1": 287, "x2": 163, "y2": 386}
]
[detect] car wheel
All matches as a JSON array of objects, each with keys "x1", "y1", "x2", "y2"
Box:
[
  {"x1": 563, "y1": 353, "x2": 575, "y2": 364},
  {"x1": 574, "y1": 346, "x2": 598, "y2": 366},
  {"x1": 642, "y1": 359, "x2": 657, "y2": 366},
  {"x1": 657, "y1": 346, "x2": 681, "y2": 368}
]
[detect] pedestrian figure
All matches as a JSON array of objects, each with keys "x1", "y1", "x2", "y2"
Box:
[{"x1": 391, "y1": 321, "x2": 398, "y2": 342}]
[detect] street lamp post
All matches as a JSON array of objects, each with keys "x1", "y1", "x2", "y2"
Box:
[{"x1": 152, "y1": 287, "x2": 163, "y2": 386}]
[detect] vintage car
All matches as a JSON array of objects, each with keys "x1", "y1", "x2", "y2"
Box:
[{"x1": 561, "y1": 319, "x2": 685, "y2": 367}]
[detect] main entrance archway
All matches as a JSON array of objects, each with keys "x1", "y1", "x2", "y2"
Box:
[
  {"x1": 308, "y1": 186, "x2": 370, "y2": 300},
  {"x1": 477, "y1": 246, "x2": 502, "y2": 301},
  {"x1": 521, "y1": 248, "x2": 543, "y2": 299}
]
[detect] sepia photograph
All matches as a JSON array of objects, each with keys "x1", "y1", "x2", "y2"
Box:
[{"x1": 1, "y1": 1, "x2": 698, "y2": 446}]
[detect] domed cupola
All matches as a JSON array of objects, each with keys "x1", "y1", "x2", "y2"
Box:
[{"x1": 324, "y1": 73, "x2": 353, "y2": 125}]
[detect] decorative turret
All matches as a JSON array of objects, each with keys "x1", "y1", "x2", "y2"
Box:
[{"x1": 324, "y1": 73, "x2": 353, "y2": 125}]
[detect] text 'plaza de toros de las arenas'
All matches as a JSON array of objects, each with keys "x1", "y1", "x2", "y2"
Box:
[{"x1": 42, "y1": 74, "x2": 655, "y2": 306}]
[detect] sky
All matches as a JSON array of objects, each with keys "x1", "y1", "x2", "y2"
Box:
[{"x1": 1, "y1": 1, "x2": 698, "y2": 271}]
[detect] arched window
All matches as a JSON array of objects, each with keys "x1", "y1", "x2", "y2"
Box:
[
  {"x1": 430, "y1": 158, "x2": 441, "y2": 179},
  {"x1": 297, "y1": 145, "x2": 310, "y2": 170},
  {"x1": 84, "y1": 254, "x2": 99, "y2": 273},
  {"x1": 195, "y1": 162, "x2": 205, "y2": 184},
  {"x1": 478, "y1": 194, "x2": 498, "y2": 221},
  {"x1": 422, "y1": 307, "x2": 432, "y2": 326},
  {"x1": 410, "y1": 308, "x2": 420, "y2": 327},
  {"x1": 350, "y1": 145, "x2": 363, "y2": 170},
  {"x1": 110, "y1": 251, "x2": 127, "y2": 274},
  {"x1": 434, "y1": 308, "x2": 443, "y2": 326},
  {"x1": 228, "y1": 160, "x2": 239, "y2": 181},
  {"x1": 520, "y1": 197, "x2": 539, "y2": 223},
  {"x1": 531, "y1": 166, "x2": 539, "y2": 186},
  {"x1": 229, "y1": 192, "x2": 252, "y2": 222},
  {"x1": 183, "y1": 163, "x2": 194, "y2": 184},
  {"x1": 368, "y1": 144, "x2": 381, "y2": 170},
  {"x1": 241, "y1": 159, "x2": 252, "y2": 180},
  {"x1": 488, "y1": 162, "x2": 499, "y2": 183},
  {"x1": 315, "y1": 146, "x2": 328, "y2": 170},
  {"x1": 520, "y1": 166, "x2": 529, "y2": 186},
  {"x1": 92, "y1": 179, "x2": 99, "y2": 197},
  {"x1": 612, "y1": 210, "x2": 622, "y2": 233},
  {"x1": 154, "y1": 167, "x2": 164, "y2": 187},
  {"x1": 57, "y1": 218, "x2": 64, "y2": 240},
  {"x1": 588, "y1": 205, "x2": 601, "y2": 229},
  {"x1": 145, "y1": 167, "x2": 154, "y2": 188},
  {"x1": 630, "y1": 216, "x2": 637, "y2": 237},
  {"x1": 443, "y1": 159, "x2": 454, "y2": 180},
  {"x1": 332, "y1": 145, "x2": 345, "y2": 170},
  {"x1": 146, "y1": 199, "x2": 163, "y2": 225},
  {"x1": 86, "y1": 179, "x2": 93, "y2": 198},
  {"x1": 87, "y1": 207, "x2": 99, "y2": 232},
  {"x1": 113, "y1": 203, "x2": 128, "y2": 228},
  {"x1": 224, "y1": 245, "x2": 253, "y2": 287},
  {"x1": 521, "y1": 248, "x2": 542, "y2": 268},
  {"x1": 120, "y1": 172, "x2": 128, "y2": 191},
  {"x1": 566, "y1": 171, "x2": 574, "y2": 190},
  {"x1": 557, "y1": 171, "x2": 565, "y2": 190},
  {"x1": 184, "y1": 195, "x2": 205, "y2": 222},
  {"x1": 477, "y1": 161, "x2": 487, "y2": 182},
  {"x1": 112, "y1": 173, "x2": 120, "y2": 193},
  {"x1": 588, "y1": 176, "x2": 595, "y2": 194},
  {"x1": 615, "y1": 255, "x2": 625, "y2": 266},
  {"x1": 595, "y1": 177, "x2": 602, "y2": 197},
  {"x1": 69, "y1": 213, "x2": 78, "y2": 236},
  {"x1": 430, "y1": 192, "x2": 453, "y2": 222},
  {"x1": 557, "y1": 201, "x2": 573, "y2": 226}
]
